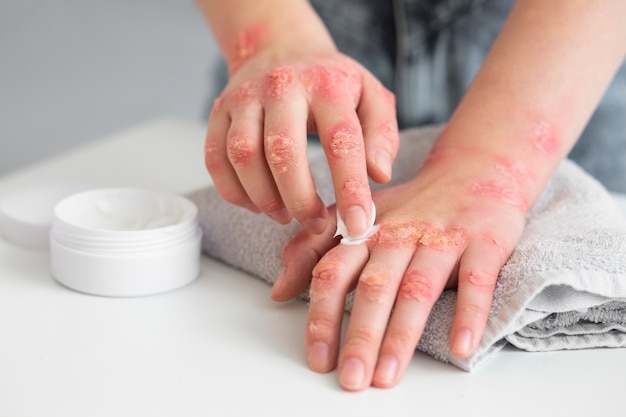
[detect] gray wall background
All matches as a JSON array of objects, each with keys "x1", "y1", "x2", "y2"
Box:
[{"x1": 0, "y1": 0, "x2": 220, "y2": 175}]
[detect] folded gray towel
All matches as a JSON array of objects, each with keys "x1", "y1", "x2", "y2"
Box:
[{"x1": 188, "y1": 126, "x2": 626, "y2": 371}]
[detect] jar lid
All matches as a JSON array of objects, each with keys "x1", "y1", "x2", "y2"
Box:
[{"x1": 0, "y1": 184, "x2": 93, "y2": 250}]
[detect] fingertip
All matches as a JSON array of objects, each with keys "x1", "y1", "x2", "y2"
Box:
[
  {"x1": 372, "y1": 354, "x2": 400, "y2": 388},
  {"x1": 338, "y1": 358, "x2": 368, "y2": 391},
  {"x1": 450, "y1": 327, "x2": 474, "y2": 359},
  {"x1": 270, "y1": 267, "x2": 288, "y2": 301}
]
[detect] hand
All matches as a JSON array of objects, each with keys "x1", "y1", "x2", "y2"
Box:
[
  {"x1": 204, "y1": 49, "x2": 399, "y2": 236},
  {"x1": 272, "y1": 146, "x2": 528, "y2": 390}
]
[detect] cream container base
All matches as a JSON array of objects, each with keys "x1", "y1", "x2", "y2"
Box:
[
  {"x1": 50, "y1": 233, "x2": 201, "y2": 297},
  {"x1": 49, "y1": 188, "x2": 202, "y2": 297}
]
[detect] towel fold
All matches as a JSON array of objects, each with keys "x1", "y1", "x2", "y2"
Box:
[{"x1": 188, "y1": 126, "x2": 626, "y2": 371}]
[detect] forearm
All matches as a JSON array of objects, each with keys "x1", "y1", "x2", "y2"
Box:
[
  {"x1": 433, "y1": 0, "x2": 626, "y2": 206},
  {"x1": 194, "y1": 0, "x2": 336, "y2": 73}
]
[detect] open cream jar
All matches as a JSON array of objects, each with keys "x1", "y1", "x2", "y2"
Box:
[{"x1": 50, "y1": 188, "x2": 201, "y2": 297}]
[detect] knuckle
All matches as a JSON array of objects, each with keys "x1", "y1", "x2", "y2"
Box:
[
  {"x1": 310, "y1": 254, "x2": 345, "y2": 302},
  {"x1": 266, "y1": 65, "x2": 296, "y2": 100},
  {"x1": 356, "y1": 263, "x2": 391, "y2": 304},
  {"x1": 344, "y1": 326, "x2": 378, "y2": 351},
  {"x1": 227, "y1": 132, "x2": 256, "y2": 166},
  {"x1": 257, "y1": 197, "x2": 285, "y2": 215},
  {"x1": 210, "y1": 96, "x2": 224, "y2": 114},
  {"x1": 307, "y1": 317, "x2": 335, "y2": 343},
  {"x1": 464, "y1": 269, "x2": 497, "y2": 288},
  {"x1": 381, "y1": 122, "x2": 400, "y2": 154},
  {"x1": 307, "y1": 64, "x2": 361, "y2": 102},
  {"x1": 265, "y1": 133, "x2": 297, "y2": 174},
  {"x1": 327, "y1": 123, "x2": 362, "y2": 159},
  {"x1": 385, "y1": 327, "x2": 418, "y2": 352},
  {"x1": 204, "y1": 136, "x2": 223, "y2": 172},
  {"x1": 381, "y1": 88, "x2": 396, "y2": 106},
  {"x1": 479, "y1": 233, "x2": 508, "y2": 263},
  {"x1": 290, "y1": 195, "x2": 318, "y2": 213},
  {"x1": 290, "y1": 199, "x2": 323, "y2": 223},
  {"x1": 340, "y1": 178, "x2": 369, "y2": 203},
  {"x1": 458, "y1": 302, "x2": 489, "y2": 322},
  {"x1": 232, "y1": 80, "x2": 256, "y2": 103},
  {"x1": 399, "y1": 269, "x2": 436, "y2": 303}
]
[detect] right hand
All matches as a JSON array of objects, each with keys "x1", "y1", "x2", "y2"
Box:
[{"x1": 204, "y1": 49, "x2": 399, "y2": 235}]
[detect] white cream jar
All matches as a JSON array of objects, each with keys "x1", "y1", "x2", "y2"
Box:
[{"x1": 50, "y1": 188, "x2": 201, "y2": 297}]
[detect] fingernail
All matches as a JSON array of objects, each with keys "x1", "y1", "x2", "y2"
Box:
[
  {"x1": 375, "y1": 355, "x2": 398, "y2": 386},
  {"x1": 339, "y1": 358, "x2": 365, "y2": 390},
  {"x1": 303, "y1": 217, "x2": 327, "y2": 234},
  {"x1": 308, "y1": 342, "x2": 330, "y2": 372},
  {"x1": 375, "y1": 150, "x2": 392, "y2": 180},
  {"x1": 452, "y1": 327, "x2": 473, "y2": 358},
  {"x1": 344, "y1": 206, "x2": 368, "y2": 237},
  {"x1": 268, "y1": 208, "x2": 291, "y2": 224}
]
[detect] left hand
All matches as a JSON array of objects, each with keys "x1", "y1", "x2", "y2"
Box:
[{"x1": 271, "y1": 147, "x2": 528, "y2": 390}]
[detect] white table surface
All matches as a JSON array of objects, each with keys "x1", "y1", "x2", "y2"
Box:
[{"x1": 1, "y1": 118, "x2": 625, "y2": 417}]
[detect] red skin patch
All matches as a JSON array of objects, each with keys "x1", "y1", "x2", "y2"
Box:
[
  {"x1": 399, "y1": 269, "x2": 434, "y2": 302},
  {"x1": 419, "y1": 227, "x2": 467, "y2": 250},
  {"x1": 471, "y1": 155, "x2": 531, "y2": 211},
  {"x1": 267, "y1": 66, "x2": 296, "y2": 100},
  {"x1": 375, "y1": 221, "x2": 467, "y2": 250},
  {"x1": 358, "y1": 263, "x2": 391, "y2": 304},
  {"x1": 228, "y1": 24, "x2": 266, "y2": 73},
  {"x1": 227, "y1": 133, "x2": 254, "y2": 166},
  {"x1": 327, "y1": 123, "x2": 362, "y2": 158},
  {"x1": 266, "y1": 134, "x2": 297, "y2": 173},
  {"x1": 341, "y1": 178, "x2": 369, "y2": 201},
  {"x1": 467, "y1": 270, "x2": 494, "y2": 287},
  {"x1": 470, "y1": 180, "x2": 528, "y2": 211},
  {"x1": 232, "y1": 81, "x2": 256, "y2": 105},
  {"x1": 531, "y1": 120, "x2": 559, "y2": 155},
  {"x1": 303, "y1": 64, "x2": 362, "y2": 103},
  {"x1": 310, "y1": 252, "x2": 344, "y2": 303}
]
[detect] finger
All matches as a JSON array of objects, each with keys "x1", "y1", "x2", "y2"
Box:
[
  {"x1": 311, "y1": 94, "x2": 373, "y2": 239},
  {"x1": 305, "y1": 243, "x2": 369, "y2": 375},
  {"x1": 449, "y1": 236, "x2": 507, "y2": 358},
  {"x1": 337, "y1": 245, "x2": 414, "y2": 391},
  {"x1": 357, "y1": 73, "x2": 400, "y2": 184},
  {"x1": 205, "y1": 97, "x2": 256, "y2": 210},
  {"x1": 227, "y1": 101, "x2": 292, "y2": 224},
  {"x1": 263, "y1": 66, "x2": 329, "y2": 233},
  {"x1": 372, "y1": 245, "x2": 459, "y2": 388},
  {"x1": 271, "y1": 208, "x2": 339, "y2": 301}
]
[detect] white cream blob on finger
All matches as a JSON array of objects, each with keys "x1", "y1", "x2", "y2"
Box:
[{"x1": 334, "y1": 201, "x2": 379, "y2": 245}]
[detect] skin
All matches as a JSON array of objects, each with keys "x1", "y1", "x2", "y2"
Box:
[
  {"x1": 196, "y1": 0, "x2": 626, "y2": 390},
  {"x1": 197, "y1": 0, "x2": 398, "y2": 236}
]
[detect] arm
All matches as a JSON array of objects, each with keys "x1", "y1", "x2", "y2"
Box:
[
  {"x1": 438, "y1": 0, "x2": 626, "y2": 207},
  {"x1": 275, "y1": 0, "x2": 626, "y2": 391},
  {"x1": 195, "y1": 0, "x2": 399, "y2": 236}
]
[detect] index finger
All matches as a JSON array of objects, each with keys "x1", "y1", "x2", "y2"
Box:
[{"x1": 310, "y1": 92, "x2": 373, "y2": 238}]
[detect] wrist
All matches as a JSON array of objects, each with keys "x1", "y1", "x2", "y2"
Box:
[{"x1": 198, "y1": 0, "x2": 336, "y2": 74}]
